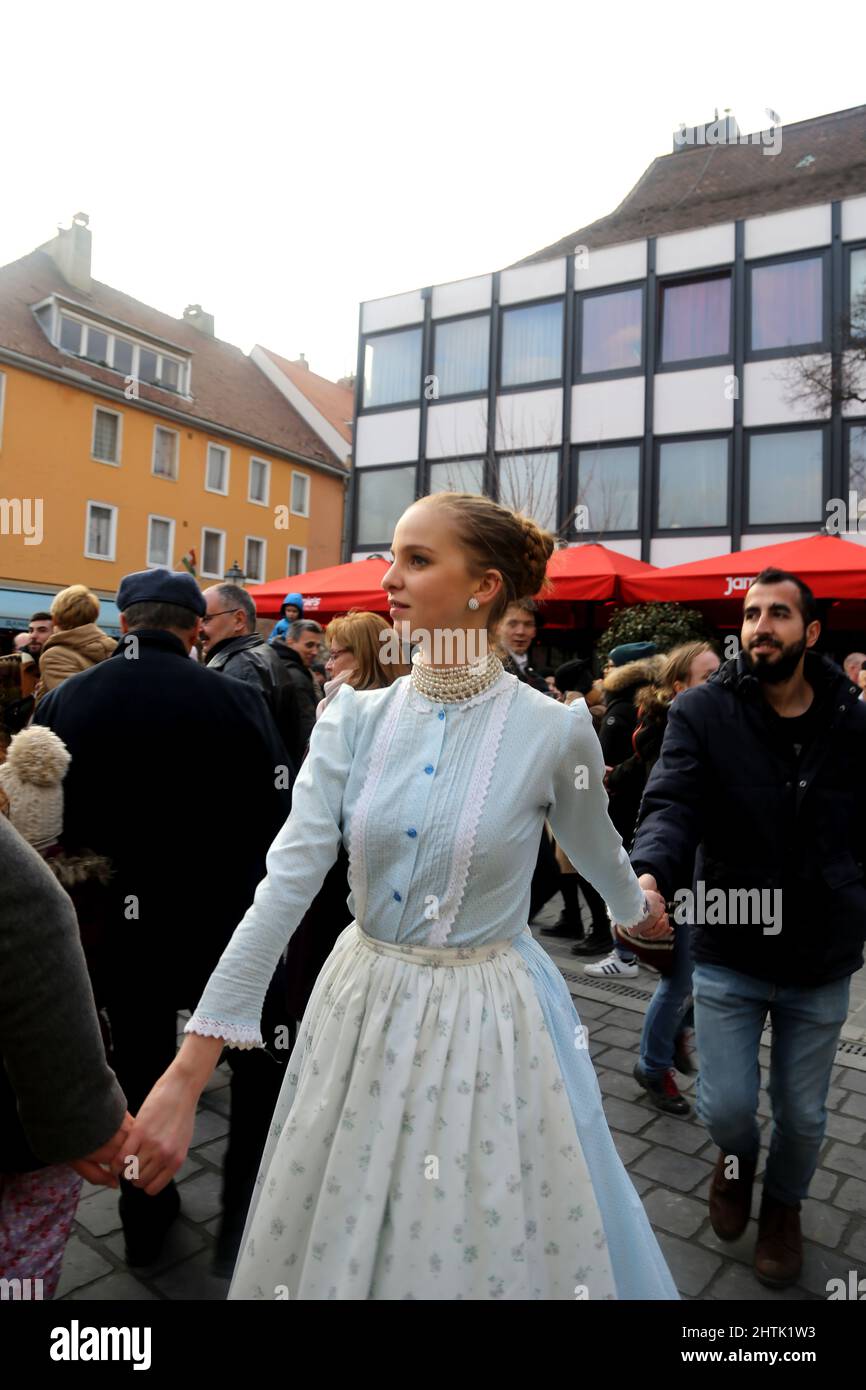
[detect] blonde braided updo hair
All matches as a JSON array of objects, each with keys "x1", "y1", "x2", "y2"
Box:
[{"x1": 417, "y1": 492, "x2": 555, "y2": 630}]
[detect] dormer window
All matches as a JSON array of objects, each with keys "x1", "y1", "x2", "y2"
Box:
[{"x1": 35, "y1": 297, "x2": 191, "y2": 395}]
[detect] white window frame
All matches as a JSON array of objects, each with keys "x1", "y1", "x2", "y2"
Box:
[
  {"x1": 244, "y1": 535, "x2": 266, "y2": 583},
  {"x1": 200, "y1": 527, "x2": 226, "y2": 579},
  {"x1": 205, "y1": 442, "x2": 231, "y2": 496},
  {"x1": 0, "y1": 371, "x2": 5, "y2": 451},
  {"x1": 84, "y1": 500, "x2": 118, "y2": 562},
  {"x1": 146, "y1": 514, "x2": 176, "y2": 569},
  {"x1": 248, "y1": 456, "x2": 271, "y2": 506},
  {"x1": 52, "y1": 305, "x2": 190, "y2": 395},
  {"x1": 287, "y1": 545, "x2": 307, "y2": 577},
  {"x1": 91, "y1": 405, "x2": 123, "y2": 466},
  {"x1": 152, "y1": 425, "x2": 180, "y2": 481},
  {"x1": 290, "y1": 470, "x2": 310, "y2": 517}
]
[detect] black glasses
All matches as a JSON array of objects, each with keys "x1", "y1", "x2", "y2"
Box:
[{"x1": 201, "y1": 609, "x2": 241, "y2": 625}]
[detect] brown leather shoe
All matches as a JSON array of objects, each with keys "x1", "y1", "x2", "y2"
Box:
[
  {"x1": 708, "y1": 1150, "x2": 757, "y2": 1240},
  {"x1": 754, "y1": 1193, "x2": 803, "y2": 1288}
]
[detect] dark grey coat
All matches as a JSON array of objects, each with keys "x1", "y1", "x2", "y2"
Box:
[{"x1": 0, "y1": 816, "x2": 126, "y2": 1169}]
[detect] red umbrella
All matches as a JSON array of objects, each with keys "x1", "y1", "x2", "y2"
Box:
[
  {"x1": 540, "y1": 543, "x2": 657, "y2": 602},
  {"x1": 620, "y1": 533, "x2": 866, "y2": 604},
  {"x1": 248, "y1": 557, "x2": 391, "y2": 621}
]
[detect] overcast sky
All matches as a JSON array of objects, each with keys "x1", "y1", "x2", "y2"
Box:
[{"x1": 2, "y1": 1, "x2": 864, "y2": 383}]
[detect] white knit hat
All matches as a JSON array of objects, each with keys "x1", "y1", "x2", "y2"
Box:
[{"x1": 0, "y1": 726, "x2": 71, "y2": 850}]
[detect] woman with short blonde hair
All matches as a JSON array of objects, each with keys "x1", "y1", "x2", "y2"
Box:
[{"x1": 36, "y1": 586, "x2": 116, "y2": 702}]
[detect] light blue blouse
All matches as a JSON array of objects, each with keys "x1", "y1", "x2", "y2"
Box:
[{"x1": 189, "y1": 669, "x2": 647, "y2": 1046}]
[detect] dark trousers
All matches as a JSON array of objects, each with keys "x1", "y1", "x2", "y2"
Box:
[
  {"x1": 108, "y1": 997, "x2": 286, "y2": 1257},
  {"x1": 529, "y1": 825, "x2": 561, "y2": 920}
]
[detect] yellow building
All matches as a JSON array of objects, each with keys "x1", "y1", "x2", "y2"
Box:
[{"x1": 0, "y1": 215, "x2": 350, "y2": 633}]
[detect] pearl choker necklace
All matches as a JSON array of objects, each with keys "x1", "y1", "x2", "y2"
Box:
[{"x1": 410, "y1": 650, "x2": 505, "y2": 702}]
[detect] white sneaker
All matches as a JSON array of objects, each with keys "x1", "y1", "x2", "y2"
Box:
[{"x1": 584, "y1": 952, "x2": 639, "y2": 979}]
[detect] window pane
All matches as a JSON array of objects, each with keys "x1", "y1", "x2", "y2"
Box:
[
  {"x1": 154, "y1": 428, "x2": 177, "y2": 478},
  {"x1": 139, "y1": 349, "x2": 159, "y2": 383},
  {"x1": 501, "y1": 302, "x2": 563, "y2": 386},
  {"x1": 93, "y1": 410, "x2": 119, "y2": 463},
  {"x1": 427, "y1": 458, "x2": 485, "y2": 496},
  {"x1": 288, "y1": 547, "x2": 306, "y2": 577},
  {"x1": 60, "y1": 316, "x2": 82, "y2": 353},
  {"x1": 433, "y1": 316, "x2": 489, "y2": 395},
  {"x1": 113, "y1": 338, "x2": 134, "y2": 375},
  {"x1": 245, "y1": 539, "x2": 264, "y2": 581},
  {"x1": 497, "y1": 451, "x2": 559, "y2": 533},
  {"x1": 203, "y1": 531, "x2": 222, "y2": 574},
  {"x1": 88, "y1": 506, "x2": 112, "y2": 556},
  {"x1": 363, "y1": 329, "x2": 422, "y2": 407},
  {"x1": 576, "y1": 446, "x2": 640, "y2": 532},
  {"x1": 850, "y1": 249, "x2": 866, "y2": 339},
  {"x1": 661, "y1": 276, "x2": 731, "y2": 362},
  {"x1": 159, "y1": 358, "x2": 179, "y2": 390},
  {"x1": 850, "y1": 425, "x2": 866, "y2": 498},
  {"x1": 149, "y1": 519, "x2": 171, "y2": 566},
  {"x1": 658, "y1": 438, "x2": 728, "y2": 528},
  {"x1": 356, "y1": 466, "x2": 416, "y2": 546},
  {"x1": 207, "y1": 445, "x2": 227, "y2": 491},
  {"x1": 749, "y1": 430, "x2": 823, "y2": 525},
  {"x1": 751, "y1": 258, "x2": 823, "y2": 351},
  {"x1": 581, "y1": 288, "x2": 643, "y2": 374},
  {"x1": 250, "y1": 459, "x2": 267, "y2": 501},
  {"x1": 291, "y1": 474, "x2": 309, "y2": 512},
  {"x1": 85, "y1": 328, "x2": 108, "y2": 363}
]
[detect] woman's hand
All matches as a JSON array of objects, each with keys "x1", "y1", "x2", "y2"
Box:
[
  {"x1": 70, "y1": 1112, "x2": 135, "y2": 1188},
  {"x1": 112, "y1": 1067, "x2": 198, "y2": 1195},
  {"x1": 626, "y1": 876, "x2": 673, "y2": 940}
]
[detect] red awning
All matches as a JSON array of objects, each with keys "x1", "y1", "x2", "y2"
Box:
[
  {"x1": 620, "y1": 534, "x2": 866, "y2": 603},
  {"x1": 248, "y1": 557, "x2": 391, "y2": 621},
  {"x1": 540, "y1": 544, "x2": 657, "y2": 601}
]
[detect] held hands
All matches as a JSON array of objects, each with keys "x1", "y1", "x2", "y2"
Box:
[
  {"x1": 110, "y1": 1066, "x2": 198, "y2": 1196},
  {"x1": 625, "y1": 874, "x2": 674, "y2": 941},
  {"x1": 70, "y1": 1111, "x2": 135, "y2": 1188}
]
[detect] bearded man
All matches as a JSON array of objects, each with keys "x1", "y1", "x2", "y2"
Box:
[{"x1": 628, "y1": 568, "x2": 866, "y2": 1291}]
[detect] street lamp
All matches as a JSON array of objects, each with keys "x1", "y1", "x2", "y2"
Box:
[{"x1": 224, "y1": 561, "x2": 246, "y2": 586}]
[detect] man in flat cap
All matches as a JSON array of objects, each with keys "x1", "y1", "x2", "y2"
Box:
[{"x1": 34, "y1": 568, "x2": 294, "y2": 1275}]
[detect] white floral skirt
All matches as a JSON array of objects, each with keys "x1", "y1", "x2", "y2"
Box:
[{"x1": 228, "y1": 924, "x2": 627, "y2": 1301}]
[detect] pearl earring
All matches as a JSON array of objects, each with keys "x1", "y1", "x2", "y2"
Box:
[{"x1": 467, "y1": 597, "x2": 480, "y2": 610}]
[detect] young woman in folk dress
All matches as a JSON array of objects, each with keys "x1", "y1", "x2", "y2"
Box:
[{"x1": 119, "y1": 492, "x2": 679, "y2": 1301}]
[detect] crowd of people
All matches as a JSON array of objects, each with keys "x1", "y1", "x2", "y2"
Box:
[{"x1": 1, "y1": 489, "x2": 865, "y2": 1301}]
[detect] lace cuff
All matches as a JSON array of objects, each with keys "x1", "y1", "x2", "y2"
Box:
[
  {"x1": 184, "y1": 1013, "x2": 263, "y2": 1050},
  {"x1": 607, "y1": 893, "x2": 650, "y2": 931}
]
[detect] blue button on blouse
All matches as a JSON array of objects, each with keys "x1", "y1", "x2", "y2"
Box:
[
  {"x1": 424, "y1": 765, "x2": 434, "y2": 775},
  {"x1": 406, "y1": 828, "x2": 417, "y2": 837},
  {"x1": 393, "y1": 891, "x2": 402, "y2": 902},
  {"x1": 438, "y1": 711, "x2": 445, "y2": 720}
]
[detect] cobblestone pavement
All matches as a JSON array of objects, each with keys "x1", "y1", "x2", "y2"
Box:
[{"x1": 58, "y1": 898, "x2": 866, "y2": 1303}]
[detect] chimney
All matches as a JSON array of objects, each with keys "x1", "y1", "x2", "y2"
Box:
[
  {"x1": 337, "y1": 373, "x2": 356, "y2": 391},
  {"x1": 673, "y1": 110, "x2": 739, "y2": 153},
  {"x1": 183, "y1": 303, "x2": 215, "y2": 337},
  {"x1": 43, "y1": 212, "x2": 92, "y2": 292},
  {"x1": 292, "y1": 352, "x2": 310, "y2": 371}
]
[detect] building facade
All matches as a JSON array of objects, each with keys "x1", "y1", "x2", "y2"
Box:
[
  {"x1": 0, "y1": 216, "x2": 350, "y2": 632},
  {"x1": 346, "y1": 106, "x2": 866, "y2": 565}
]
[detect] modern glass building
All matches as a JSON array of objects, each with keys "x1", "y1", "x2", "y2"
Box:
[{"x1": 345, "y1": 106, "x2": 866, "y2": 565}]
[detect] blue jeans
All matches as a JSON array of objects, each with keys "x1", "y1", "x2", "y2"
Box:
[
  {"x1": 692, "y1": 963, "x2": 850, "y2": 1206},
  {"x1": 639, "y1": 921, "x2": 694, "y2": 1076}
]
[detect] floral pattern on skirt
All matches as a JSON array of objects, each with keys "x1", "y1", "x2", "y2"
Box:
[
  {"x1": 229, "y1": 925, "x2": 619, "y2": 1301},
  {"x1": 0, "y1": 1163, "x2": 82, "y2": 1299}
]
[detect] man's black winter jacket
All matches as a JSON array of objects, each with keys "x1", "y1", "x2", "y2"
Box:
[{"x1": 630, "y1": 650, "x2": 866, "y2": 986}]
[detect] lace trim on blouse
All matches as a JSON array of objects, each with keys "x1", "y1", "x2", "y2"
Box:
[
  {"x1": 349, "y1": 677, "x2": 410, "y2": 924},
  {"x1": 184, "y1": 1014, "x2": 262, "y2": 1050},
  {"x1": 426, "y1": 678, "x2": 519, "y2": 946}
]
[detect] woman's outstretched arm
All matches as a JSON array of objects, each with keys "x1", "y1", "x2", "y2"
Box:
[{"x1": 117, "y1": 682, "x2": 360, "y2": 1192}]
